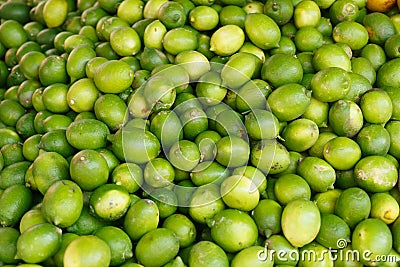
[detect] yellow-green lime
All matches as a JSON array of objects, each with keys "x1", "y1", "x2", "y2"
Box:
[
  {"x1": 42, "y1": 83, "x2": 70, "y2": 114},
  {"x1": 66, "y1": 44, "x2": 96, "y2": 82},
  {"x1": 16, "y1": 223, "x2": 62, "y2": 263},
  {"x1": 32, "y1": 151, "x2": 70, "y2": 195},
  {"x1": 220, "y1": 175, "x2": 260, "y2": 211},
  {"x1": 0, "y1": 20, "x2": 28, "y2": 48},
  {"x1": 19, "y1": 209, "x2": 47, "y2": 233},
  {"x1": 0, "y1": 184, "x2": 32, "y2": 227},
  {"x1": 210, "y1": 25, "x2": 245, "y2": 56},
  {"x1": 274, "y1": 174, "x2": 311, "y2": 205},
  {"x1": 117, "y1": 0, "x2": 144, "y2": 25},
  {"x1": 312, "y1": 189, "x2": 342, "y2": 214},
  {"x1": 67, "y1": 78, "x2": 100, "y2": 113},
  {"x1": 63, "y1": 235, "x2": 111, "y2": 267},
  {"x1": 93, "y1": 60, "x2": 134, "y2": 94},
  {"x1": 94, "y1": 226, "x2": 133, "y2": 266},
  {"x1": 41, "y1": 180, "x2": 83, "y2": 227},
  {"x1": 43, "y1": 0, "x2": 68, "y2": 28},
  {"x1": 293, "y1": 0, "x2": 321, "y2": 28},
  {"x1": 0, "y1": 227, "x2": 20, "y2": 264},
  {"x1": 370, "y1": 192, "x2": 399, "y2": 224},
  {"x1": 244, "y1": 13, "x2": 280, "y2": 50},
  {"x1": 110, "y1": 27, "x2": 141, "y2": 56},
  {"x1": 189, "y1": 6, "x2": 219, "y2": 31},
  {"x1": 66, "y1": 118, "x2": 110, "y2": 150}
]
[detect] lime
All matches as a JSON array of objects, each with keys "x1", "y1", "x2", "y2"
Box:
[
  {"x1": 124, "y1": 199, "x2": 159, "y2": 241},
  {"x1": 70, "y1": 149, "x2": 109, "y2": 191},
  {"x1": 360, "y1": 88, "x2": 392, "y2": 124},
  {"x1": 188, "y1": 241, "x2": 229, "y2": 267},
  {"x1": 209, "y1": 209, "x2": 258, "y2": 253},
  {"x1": 328, "y1": 100, "x2": 364, "y2": 138},
  {"x1": 111, "y1": 162, "x2": 143, "y2": 193},
  {"x1": 64, "y1": 235, "x2": 111, "y2": 267},
  {"x1": 329, "y1": 0, "x2": 359, "y2": 25},
  {"x1": 354, "y1": 155, "x2": 398, "y2": 193},
  {"x1": 0, "y1": 20, "x2": 28, "y2": 48},
  {"x1": 363, "y1": 12, "x2": 396, "y2": 45},
  {"x1": 110, "y1": 27, "x2": 141, "y2": 57},
  {"x1": 162, "y1": 214, "x2": 196, "y2": 248},
  {"x1": 335, "y1": 187, "x2": 371, "y2": 228},
  {"x1": 315, "y1": 213, "x2": 351, "y2": 249},
  {"x1": 117, "y1": 0, "x2": 144, "y2": 25},
  {"x1": 189, "y1": 184, "x2": 225, "y2": 223},
  {"x1": 32, "y1": 151, "x2": 70, "y2": 195},
  {"x1": 281, "y1": 199, "x2": 321, "y2": 248},
  {"x1": 244, "y1": 13, "x2": 281, "y2": 50},
  {"x1": 360, "y1": 43, "x2": 386, "y2": 71},
  {"x1": 281, "y1": 119, "x2": 319, "y2": 152},
  {"x1": 297, "y1": 156, "x2": 336, "y2": 192},
  {"x1": 0, "y1": 184, "x2": 32, "y2": 227},
  {"x1": 267, "y1": 83, "x2": 311, "y2": 121},
  {"x1": 42, "y1": 83, "x2": 70, "y2": 114},
  {"x1": 356, "y1": 123, "x2": 390, "y2": 156},
  {"x1": 67, "y1": 78, "x2": 100, "y2": 113},
  {"x1": 323, "y1": 137, "x2": 362, "y2": 170},
  {"x1": 313, "y1": 189, "x2": 342, "y2": 214},
  {"x1": 94, "y1": 226, "x2": 133, "y2": 266},
  {"x1": 274, "y1": 174, "x2": 311, "y2": 205},
  {"x1": 261, "y1": 54, "x2": 303, "y2": 88},
  {"x1": 0, "y1": 227, "x2": 20, "y2": 264},
  {"x1": 38, "y1": 55, "x2": 68, "y2": 86},
  {"x1": 311, "y1": 67, "x2": 351, "y2": 102},
  {"x1": 294, "y1": 26, "x2": 324, "y2": 52},
  {"x1": 298, "y1": 242, "x2": 334, "y2": 267},
  {"x1": 352, "y1": 218, "x2": 392, "y2": 265},
  {"x1": 19, "y1": 209, "x2": 47, "y2": 234},
  {"x1": 232, "y1": 245, "x2": 273, "y2": 267},
  {"x1": 333, "y1": 21, "x2": 369, "y2": 50},
  {"x1": 144, "y1": 157, "x2": 175, "y2": 188},
  {"x1": 16, "y1": 223, "x2": 62, "y2": 264},
  {"x1": 264, "y1": 0, "x2": 293, "y2": 26},
  {"x1": 93, "y1": 60, "x2": 135, "y2": 94},
  {"x1": 135, "y1": 228, "x2": 180, "y2": 267},
  {"x1": 294, "y1": 0, "x2": 321, "y2": 28},
  {"x1": 370, "y1": 192, "x2": 399, "y2": 224},
  {"x1": 66, "y1": 119, "x2": 110, "y2": 150},
  {"x1": 220, "y1": 175, "x2": 259, "y2": 211},
  {"x1": 312, "y1": 43, "x2": 351, "y2": 71}
]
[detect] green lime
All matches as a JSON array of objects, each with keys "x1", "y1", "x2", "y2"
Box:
[
  {"x1": 162, "y1": 214, "x2": 196, "y2": 248},
  {"x1": 328, "y1": 100, "x2": 364, "y2": 138},
  {"x1": 267, "y1": 83, "x2": 311, "y2": 122},
  {"x1": 281, "y1": 199, "x2": 321, "y2": 248},
  {"x1": 41, "y1": 180, "x2": 83, "y2": 227},
  {"x1": 297, "y1": 156, "x2": 336, "y2": 192},
  {"x1": 94, "y1": 226, "x2": 133, "y2": 266},
  {"x1": 42, "y1": 83, "x2": 70, "y2": 114},
  {"x1": 261, "y1": 53, "x2": 303, "y2": 88},
  {"x1": 313, "y1": 189, "x2": 342, "y2": 214},
  {"x1": 70, "y1": 149, "x2": 109, "y2": 191},
  {"x1": 363, "y1": 12, "x2": 396, "y2": 45},
  {"x1": 0, "y1": 227, "x2": 20, "y2": 264},
  {"x1": 311, "y1": 67, "x2": 351, "y2": 102},
  {"x1": 312, "y1": 43, "x2": 351, "y2": 71},
  {"x1": 360, "y1": 88, "x2": 392, "y2": 124},
  {"x1": 281, "y1": 118, "x2": 319, "y2": 152},
  {"x1": 244, "y1": 13, "x2": 281, "y2": 50},
  {"x1": 356, "y1": 124, "x2": 390, "y2": 156},
  {"x1": 63, "y1": 235, "x2": 111, "y2": 267},
  {"x1": 352, "y1": 218, "x2": 392, "y2": 265},
  {"x1": 94, "y1": 94, "x2": 127, "y2": 132},
  {"x1": 264, "y1": 0, "x2": 293, "y2": 26},
  {"x1": 189, "y1": 184, "x2": 225, "y2": 223},
  {"x1": 370, "y1": 192, "x2": 399, "y2": 224},
  {"x1": 294, "y1": 0, "x2": 321, "y2": 28},
  {"x1": 135, "y1": 228, "x2": 180, "y2": 267},
  {"x1": 67, "y1": 78, "x2": 100, "y2": 113},
  {"x1": 323, "y1": 137, "x2": 362, "y2": 170},
  {"x1": 329, "y1": 0, "x2": 359, "y2": 25},
  {"x1": 0, "y1": 161, "x2": 31, "y2": 189},
  {"x1": 16, "y1": 223, "x2": 62, "y2": 264},
  {"x1": 0, "y1": 20, "x2": 28, "y2": 48},
  {"x1": 333, "y1": 21, "x2": 368, "y2": 50},
  {"x1": 32, "y1": 151, "x2": 70, "y2": 195},
  {"x1": 94, "y1": 60, "x2": 134, "y2": 94},
  {"x1": 316, "y1": 213, "x2": 350, "y2": 249},
  {"x1": 111, "y1": 162, "x2": 143, "y2": 193},
  {"x1": 19, "y1": 209, "x2": 47, "y2": 234},
  {"x1": 220, "y1": 175, "x2": 259, "y2": 211},
  {"x1": 219, "y1": 5, "x2": 246, "y2": 28},
  {"x1": 335, "y1": 187, "x2": 371, "y2": 228},
  {"x1": 144, "y1": 157, "x2": 175, "y2": 188},
  {"x1": 123, "y1": 199, "x2": 159, "y2": 241},
  {"x1": 252, "y1": 199, "x2": 282, "y2": 238},
  {"x1": 274, "y1": 174, "x2": 311, "y2": 205},
  {"x1": 66, "y1": 119, "x2": 110, "y2": 150},
  {"x1": 66, "y1": 205, "x2": 110, "y2": 235},
  {"x1": 0, "y1": 184, "x2": 32, "y2": 227},
  {"x1": 209, "y1": 209, "x2": 258, "y2": 253},
  {"x1": 354, "y1": 155, "x2": 398, "y2": 193}
]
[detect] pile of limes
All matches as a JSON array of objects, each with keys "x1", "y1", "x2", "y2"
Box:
[{"x1": 2, "y1": 0, "x2": 400, "y2": 266}]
